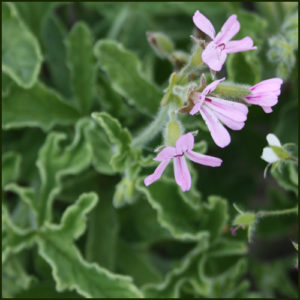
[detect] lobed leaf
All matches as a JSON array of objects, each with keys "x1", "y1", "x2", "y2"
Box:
[
  {"x1": 37, "y1": 193, "x2": 143, "y2": 298},
  {"x1": 36, "y1": 119, "x2": 93, "y2": 225}
]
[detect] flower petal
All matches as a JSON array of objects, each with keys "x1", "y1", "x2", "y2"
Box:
[
  {"x1": 202, "y1": 42, "x2": 227, "y2": 71},
  {"x1": 202, "y1": 77, "x2": 225, "y2": 96},
  {"x1": 261, "y1": 147, "x2": 279, "y2": 163},
  {"x1": 215, "y1": 14, "x2": 240, "y2": 44},
  {"x1": 190, "y1": 101, "x2": 202, "y2": 115},
  {"x1": 213, "y1": 111, "x2": 245, "y2": 130},
  {"x1": 245, "y1": 95, "x2": 278, "y2": 106},
  {"x1": 186, "y1": 150, "x2": 222, "y2": 167},
  {"x1": 154, "y1": 146, "x2": 176, "y2": 161},
  {"x1": 144, "y1": 160, "x2": 170, "y2": 186},
  {"x1": 173, "y1": 156, "x2": 191, "y2": 192},
  {"x1": 262, "y1": 106, "x2": 273, "y2": 113},
  {"x1": 193, "y1": 10, "x2": 216, "y2": 39},
  {"x1": 266, "y1": 133, "x2": 281, "y2": 146},
  {"x1": 205, "y1": 96, "x2": 248, "y2": 122},
  {"x1": 175, "y1": 132, "x2": 194, "y2": 155},
  {"x1": 250, "y1": 78, "x2": 283, "y2": 93},
  {"x1": 225, "y1": 37, "x2": 257, "y2": 53},
  {"x1": 199, "y1": 106, "x2": 231, "y2": 148}
]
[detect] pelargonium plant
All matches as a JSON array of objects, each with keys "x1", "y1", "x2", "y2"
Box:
[{"x1": 2, "y1": 2, "x2": 298, "y2": 299}]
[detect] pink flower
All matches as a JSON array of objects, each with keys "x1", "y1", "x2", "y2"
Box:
[
  {"x1": 190, "y1": 78, "x2": 248, "y2": 148},
  {"x1": 244, "y1": 78, "x2": 283, "y2": 113},
  {"x1": 144, "y1": 133, "x2": 222, "y2": 192},
  {"x1": 193, "y1": 11, "x2": 257, "y2": 71}
]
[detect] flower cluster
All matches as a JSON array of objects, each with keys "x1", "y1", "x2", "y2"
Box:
[{"x1": 145, "y1": 11, "x2": 283, "y2": 192}]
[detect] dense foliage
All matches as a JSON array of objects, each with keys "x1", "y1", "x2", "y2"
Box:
[{"x1": 2, "y1": 2, "x2": 298, "y2": 298}]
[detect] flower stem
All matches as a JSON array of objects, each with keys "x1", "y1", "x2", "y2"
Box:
[
  {"x1": 256, "y1": 206, "x2": 298, "y2": 218},
  {"x1": 132, "y1": 106, "x2": 168, "y2": 148}
]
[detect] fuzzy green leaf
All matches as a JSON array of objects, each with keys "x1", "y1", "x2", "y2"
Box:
[
  {"x1": 36, "y1": 119, "x2": 93, "y2": 225},
  {"x1": 94, "y1": 39, "x2": 162, "y2": 115},
  {"x1": 91, "y1": 112, "x2": 135, "y2": 171},
  {"x1": 233, "y1": 213, "x2": 256, "y2": 227},
  {"x1": 37, "y1": 192, "x2": 143, "y2": 298},
  {"x1": 2, "y1": 82, "x2": 80, "y2": 131},
  {"x1": 66, "y1": 22, "x2": 96, "y2": 114},
  {"x1": 2, "y1": 2, "x2": 43, "y2": 88}
]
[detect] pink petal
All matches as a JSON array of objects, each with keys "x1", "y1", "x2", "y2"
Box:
[
  {"x1": 190, "y1": 101, "x2": 202, "y2": 115},
  {"x1": 250, "y1": 78, "x2": 283, "y2": 92},
  {"x1": 154, "y1": 146, "x2": 176, "y2": 161},
  {"x1": 214, "y1": 14, "x2": 240, "y2": 44},
  {"x1": 199, "y1": 106, "x2": 231, "y2": 148},
  {"x1": 245, "y1": 95, "x2": 278, "y2": 106},
  {"x1": 202, "y1": 42, "x2": 227, "y2": 71},
  {"x1": 205, "y1": 96, "x2": 248, "y2": 122},
  {"x1": 213, "y1": 111, "x2": 245, "y2": 130},
  {"x1": 225, "y1": 37, "x2": 257, "y2": 53},
  {"x1": 144, "y1": 160, "x2": 170, "y2": 186},
  {"x1": 186, "y1": 150, "x2": 222, "y2": 167},
  {"x1": 262, "y1": 106, "x2": 273, "y2": 113},
  {"x1": 193, "y1": 10, "x2": 216, "y2": 40},
  {"x1": 175, "y1": 132, "x2": 194, "y2": 155},
  {"x1": 173, "y1": 156, "x2": 191, "y2": 192},
  {"x1": 202, "y1": 77, "x2": 226, "y2": 96}
]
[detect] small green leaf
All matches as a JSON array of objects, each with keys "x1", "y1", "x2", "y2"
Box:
[
  {"x1": 292, "y1": 241, "x2": 298, "y2": 251},
  {"x1": 113, "y1": 177, "x2": 138, "y2": 208},
  {"x1": 91, "y1": 112, "x2": 135, "y2": 171},
  {"x1": 233, "y1": 213, "x2": 256, "y2": 227},
  {"x1": 2, "y1": 82, "x2": 80, "y2": 131},
  {"x1": 66, "y1": 22, "x2": 96, "y2": 114},
  {"x1": 37, "y1": 193, "x2": 143, "y2": 298},
  {"x1": 2, "y1": 2, "x2": 43, "y2": 88},
  {"x1": 36, "y1": 119, "x2": 93, "y2": 225},
  {"x1": 2, "y1": 152, "x2": 21, "y2": 187},
  {"x1": 94, "y1": 39, "x2": 162, "y2": 115}
]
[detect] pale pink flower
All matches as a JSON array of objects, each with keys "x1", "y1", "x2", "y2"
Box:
[
  {"x1": 244, "y1": 78, "x2": 283, "y2": 113},
  {"x1": 144, "y1": 133, "x2": 222, "y2": 192},
  {"x1": 193, "y1": 11, "x2": 257, "y2": 71},
  {"x1": 190, "y1": 78, "x2": 249, "y2": 148}
]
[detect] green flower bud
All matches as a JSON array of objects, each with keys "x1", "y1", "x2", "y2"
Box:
[
  {"x1": 146, "y1": 32, "x2": 174, "y2": 58},
  {"x1": 214, "y1": 82, "x2": 251, "y2": 100},
  {"x1": 165, "y1": 119, "x2": 182, "y2": 147}
]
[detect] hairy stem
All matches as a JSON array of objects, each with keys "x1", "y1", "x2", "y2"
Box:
[
  {"x1": 132, "y1": 106, "x2": 169, "y2": 148},
  {"x1": 256, "y1": 206, "x2": 298, "y2": 218}
]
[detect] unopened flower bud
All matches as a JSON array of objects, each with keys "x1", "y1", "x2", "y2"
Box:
[
  {"x1": 165, "y1": 120, "x2": 182, "y2": 147},
  {"x1": 146, "y1": 32, "x2": 174, "y2": 58},
  {"x1": 169, "y1": 51, "x2": 189, "y2": 70}
]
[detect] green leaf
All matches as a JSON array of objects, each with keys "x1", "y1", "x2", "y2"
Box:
[
  {"x1": 116, "y1": 239, "x2": 162, "y2": 286},
  {"x1": 2, "y1": 255, "x2": 36, "y2": 298},
  {"x1": 2, "y1": 152, "x2": 21, "y2": 187},
  {"x1": 2, "y1": 206, "x2": 36, "y2": 263},
  {"x1": 2, "y1": 82, "x2": 80, "y2": 131},
  {"x1": 142, "y1": 236, "x2": 210, "y2": 298},
  {"x1": 41, "y1": 14, "x2": 71, "y2": 97},
  {"x1": 226, "y1": 51, "x2": 261, "y2": 85},
  {"x1": 2, "y1": 73, "x2": 14, "y2": 98},
  {"x1": 119, "y1": 197, "x2": 171, "y2": 246},
  {"x1": 85, "y1": 189, "x2": 119, "y2": 271},
  {"x1": 91, "y1": 112, "x2": 135, "y2": 171},
  {"x1": 83, "y1": 120, "x2": 115, "y2": 175},
  {"x1": 2, "y1": 2, "x2": 43, "y2": 88},
  {"x1": 136, "y1": 178, "x2": 228, "y2": 241},
  {"x1": 37, "y1": 192, "x2": 143, "y2": 298},
  {"x1": 292, "y1": 241, "x2": 298, "y2": 251},
  {"x1": 271, "y1": 161, "x2": 298, "y2": 195},
  {"x1": 94, "y1": 39, "x2": 162, "y2": 115},
  {"x1": 66, "y1": 22, "x2": 96, "y2": 114},
  {"x1": 36, "y1": 119, "x2": 93, "y2": 225},
  {"x1": 233, "y1": 213, "x2": 256, "y2": 227}
]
